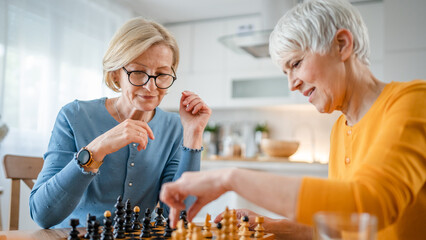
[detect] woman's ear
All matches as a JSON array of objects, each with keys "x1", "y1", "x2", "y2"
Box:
[{"x1": 334, "y1": 29, "x2": 353, "y2": 62}]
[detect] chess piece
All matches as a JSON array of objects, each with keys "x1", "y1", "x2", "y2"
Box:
[
  {"x1": 202, "y1": 213, "x2": 213, "y2": 238},
  {"x1": 144, "y1": 208, "x2": 152, "y2": 221},
  {"x1": 186, "y1": 222, "x2": 195, "y2": 239},
  {"x1": 254, "y1": 216, "x2": 265, "y2": 238},
  {"x1": 238, "y1": 216, "x2": 252, "y2": 240},
  {"x1": 163, "y1": 218, "x2": 173, "y2": 238},
  {"x1": 155, "y1": 207, "x2": 165, "y2": 227},
  {"x1": 84, "y1": 214, "x2": 96, "y2": 239},
  {"x1": 230, "y1": 209, "x2": 238, "y2": 240},
  {"x1": 68, "y1": 218, "x2": 80, "y2": 240},
  {"x1": 90, "y1": 220, "x2": 101, "y2": 240},
  {"x1": 101, "y1": 211, "x2": 114, "y2": 240},
  {"x1": 124, "y1": 199, "x2": 134, "y2": 232},
  {"x1": 191, "y1": 226, "x2": 203, "y2": 240},
  {"x1": 216, "y1": 222, "x2": 223, "y2": 240},
  {"x1": 140, "y1": 214, "x2": 152, "y2": 238},
  {"x1": 132, "y1": 206, "x2": 142, "y2": 231},
  {"x1": 176, "y1": 219, "x2": 187, "y2": 238},
  {"x1": 114, "y1": 217, "x2": 126, "y2": 239},
  {"x1": 114, "y1": 196, "x2": 125, "y2": 230},
  {"x1": 179, "y1": 210, "x2": 188, "y2": 227},
  {"x1": 221, "y1": 207, "x2": 231, "y2": 238}
]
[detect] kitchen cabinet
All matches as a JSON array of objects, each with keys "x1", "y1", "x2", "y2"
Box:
[{"x1": 166, "y1": 24, "x2": 193, "y2": 74}]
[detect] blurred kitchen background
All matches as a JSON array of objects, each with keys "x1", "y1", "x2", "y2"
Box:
[{"x1": 0, "y1": 0, "x2": 425, "y2": 230}]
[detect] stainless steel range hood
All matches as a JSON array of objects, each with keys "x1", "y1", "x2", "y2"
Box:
[{"x1": 218, "y1": 0, "x2": 297, "y2": 58}]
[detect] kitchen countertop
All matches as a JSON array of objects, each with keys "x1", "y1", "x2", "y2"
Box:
[{"x1": 201, "y1": 158, "x2": 328, "y2": 178}]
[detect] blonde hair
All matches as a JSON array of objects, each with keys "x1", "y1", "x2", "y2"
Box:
[
  {"x1": 269, "y1": 0, "x2": 370, "y2": 67},
  {"x1": 103, "y1": 17, "x2": 179, "y2": 92}
]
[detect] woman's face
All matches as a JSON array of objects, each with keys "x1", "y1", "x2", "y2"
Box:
[
  {"x1": 117, "y1": 43, "x2": 174, "y2": 112},
  {"x1": 281, "y1": 49, "x2": 347, "y2": 113}
]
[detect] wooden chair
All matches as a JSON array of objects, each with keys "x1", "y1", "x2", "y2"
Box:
[{"x1": 3, "y1": 154, "x2": 43, "y2": 230}]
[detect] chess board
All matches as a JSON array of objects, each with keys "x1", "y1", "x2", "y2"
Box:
[
  {"x1": 63, "y1": 224, "x2": 275, "y2": 239},
  {"x1": 65, "y1": 196, "x2": 274, "y2": 239}
]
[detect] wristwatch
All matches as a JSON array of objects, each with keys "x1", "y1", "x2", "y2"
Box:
[{"x1": 76, "y1": 147, "x2": 103, "y2": 169}]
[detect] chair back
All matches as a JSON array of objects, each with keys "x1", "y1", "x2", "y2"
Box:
[{"x1": 3, "y1": 154, "x2": 43, "y2": 230}]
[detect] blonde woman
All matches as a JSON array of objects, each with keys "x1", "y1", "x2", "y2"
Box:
[{"x1": 30, "y1": 17, "x2": 211, "y2": 228}]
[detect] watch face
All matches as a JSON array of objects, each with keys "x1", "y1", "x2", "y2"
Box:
[{"x1": 78, "y1": 149, "x2": 90, "y2": 165}]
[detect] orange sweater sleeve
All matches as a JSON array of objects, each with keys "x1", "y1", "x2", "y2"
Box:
[{"x1": 296, "y1": 81, "x2": 426, "y2": 231}]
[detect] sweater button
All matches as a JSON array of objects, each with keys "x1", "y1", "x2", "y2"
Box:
[
  {"x1": 345, "y1": 157, "x2": 351, "y2": 164},
  {"x1": 128, "y1": 182, "x2": 133, "y2": 187}
]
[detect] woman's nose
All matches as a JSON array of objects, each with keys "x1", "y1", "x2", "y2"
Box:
[
  {"x1": 288, "y1": 73, "x2": 299, "y2": 91},
  {"x1": 143, "y1": 77, "x2": 157, "y2": 91}
]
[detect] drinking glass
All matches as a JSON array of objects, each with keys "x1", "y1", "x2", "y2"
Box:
[{"x1": 313, "y1": 212, "x2": 377, "y2": 240}]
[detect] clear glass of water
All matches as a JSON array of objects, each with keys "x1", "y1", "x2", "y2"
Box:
[{"x1": 313, "y1": 212, "x2": 378, "y2": 240}]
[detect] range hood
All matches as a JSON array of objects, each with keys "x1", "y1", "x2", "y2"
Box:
[{"x1": 218, "y1": 0, "x2": 297, "y2": 58}]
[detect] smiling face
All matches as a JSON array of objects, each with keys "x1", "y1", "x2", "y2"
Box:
[
  {"x1": 281, "y1": 48, "x2": 347, "y2": 113},
  {"x1": 116, "y1": 43, "x2": 174, "y2": 112}
]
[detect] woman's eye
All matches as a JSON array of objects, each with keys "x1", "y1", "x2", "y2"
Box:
[{"x1": 292, "y1": 60, "x2": 302, "y2": 68}]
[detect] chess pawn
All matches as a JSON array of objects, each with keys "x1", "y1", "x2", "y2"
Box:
[
  {"x1": 191, "y1": 226, "x2": 203, "y2": 240},
  {"x1": 186, "y1": 222, "x2": 195, "y2": 239},
  {"x1": 254, "y1": 216, "x2": 265, "y2": 238},
  {"x1": 68, "y1": 218, "x2": 80, "y2": 240},
  {"x1": 101, "y1": 211, "x2": 114, "y2": 240},
  {"x1": 202, "y1": 213, "x2": 213, "y2": 238},
  {"x1": 154, "y1": 207, "x2": 166, "y2": 227},
  {"x1": 179, "y1": 210, "x2": 188, "y2": 228},
  {"x1": 215, "y1": 222, "x2": 223, "y2": 240},
  {"x1": 176, "y1": 219, "x2": 187, "y2": 238},
  {"x1": 132, "y1": 206, "x2": 141, "y2": 231},
  {"x1": 163, "y1": 218, "x2": 174, "y2": 238},
  {"x1": 238, "y1": 216, "x2": 252, "y2": 239}
]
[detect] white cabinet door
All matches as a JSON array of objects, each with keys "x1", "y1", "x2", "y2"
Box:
[
  {"x1": 166, "y1": 24, "x2": 193, "y2": 74},
  {"x1": 192, "y1": 20, "x2": 226, "y2": 73}
]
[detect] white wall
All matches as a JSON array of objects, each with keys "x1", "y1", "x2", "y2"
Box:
[{"x1": 383, "y1": 0, "x2": 426, "y2": 81}]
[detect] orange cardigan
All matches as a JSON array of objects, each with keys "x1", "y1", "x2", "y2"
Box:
[{"x1": 296, "y1": 80, "x2": 426, "y2": 240}]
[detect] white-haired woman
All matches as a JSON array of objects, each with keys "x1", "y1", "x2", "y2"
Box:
[
  {"x1": 160, "y1": 0, "x2": 426, "y2": 239},
  {"x1": 30, "y1": 17, "x2": 211, "y2": 229}
]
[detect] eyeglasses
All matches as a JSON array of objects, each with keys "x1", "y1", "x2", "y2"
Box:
[{"x1": 122, "y1": 67, "x2": 177, "y2": 89}]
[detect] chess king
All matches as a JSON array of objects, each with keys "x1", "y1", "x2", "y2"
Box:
[{"x1": 29, "y1": 16, "x2": 211, "y2": 229}]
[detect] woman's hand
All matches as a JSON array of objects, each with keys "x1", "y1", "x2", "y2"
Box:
[
  {"x1": 85, "y1": 118, "x2": 155, "y2": 170},
  {"x1": 179, "y1": 91, "x2": 211, "y2": 149},
  {"x1": 214, "y1": 209, "x2": 313, "y2": 240},
  {"x1": 160, "y1": 169, "x2": 232, "y2": 228}
]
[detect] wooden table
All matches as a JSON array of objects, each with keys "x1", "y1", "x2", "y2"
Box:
[{"x1": 0, "y1": 228, "x2": 75, "y2": 240}]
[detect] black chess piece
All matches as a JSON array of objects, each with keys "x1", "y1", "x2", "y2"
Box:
[
  {"x1": 132, "y1": 206, "x2": 142, "y2": 231},
  {"x1": 124, "y1": 199, "x2": 134, "y2": 233},
  {"x1": 154, "y1": 207, "x2": 165, "y2": 227},
  {"x1": 163, "y1": 218, "x2": 173, "y2": 238},
  {"x1": 179, "y1": 210, "x2": 188, "y2": 227},
  {"x1": 114, "y1": 196, "x2": 125, "y2": 229},
  {"x1": 101, "y1": 211, "x2": 114, "y2": 240},
  {"x1": 68, "y1": 218, "x2": 80, "y2": 240},
  {"x1": 139, "y1": 215, "x2": 152, "y2": 238},
  {"x1": 84, "y1": 214, "x2": 96, "y2": 239},
  {"x1": 90, "y1": 220, "x2": 101, "y2": 240},
  {"x1": 114, "y1": 217, "x2": 126, "y2": 239}
]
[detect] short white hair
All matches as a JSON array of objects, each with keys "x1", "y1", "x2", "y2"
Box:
[{"x1": 269, "y1": 0, "x2": 370, "y2": 66}]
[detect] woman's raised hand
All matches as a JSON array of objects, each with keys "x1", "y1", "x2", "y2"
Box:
[{"x1": 179, "y1": 91, "x2": 211, "y2": 149}]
